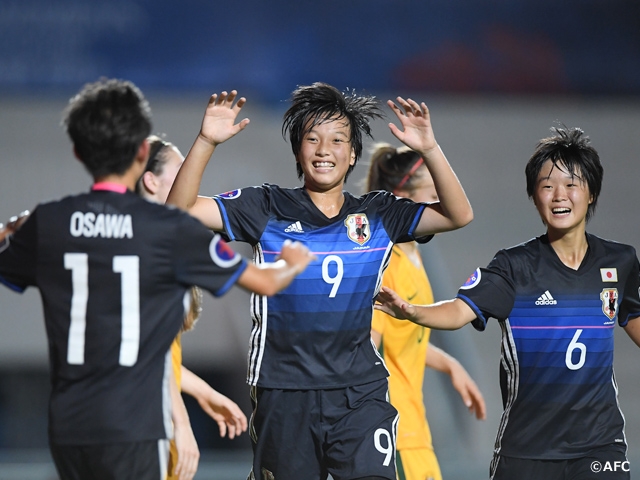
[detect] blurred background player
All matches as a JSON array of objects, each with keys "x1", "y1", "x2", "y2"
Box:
[
  {"x1": 0, "y1": 78, "x2": 314, "y2": 480},
  {"x1": 136, "y1": 135, "x2": 249, "y2": 480},
  {"x1": 366, "y1": 143, "x2": 486, "y2": 480},
  {"x1": 166, "y1": 84, "x2": 473, "y2": 480},
  {"x1": 375, "y1": 126, "x2": 640, "y2": 480}
]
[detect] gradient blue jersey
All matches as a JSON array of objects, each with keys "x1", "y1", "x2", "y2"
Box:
[
  {"x1": 214, "y1": 184, "x2": 429, "y2": 389},
  {"x1": 457, "y1": 234, "x2": 640, "y2": 460}
]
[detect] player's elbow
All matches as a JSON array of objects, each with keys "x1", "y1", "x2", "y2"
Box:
[{"x1": 452, "y1": 207, "x2": 474, "y2": 229}]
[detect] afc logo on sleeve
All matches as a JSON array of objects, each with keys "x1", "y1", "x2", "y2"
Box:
[
  {"x1": 460, "y1": 268, "x2": 481, "y2": 290},
  {"x1": 216, "y1": 189, "x2": 242, "y2": 200},
  {"x1": 209, "y1": 234, "x2": 241, "y2": 268}
]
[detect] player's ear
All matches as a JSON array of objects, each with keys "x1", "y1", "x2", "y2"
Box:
[
  {"x1": 141, "y1": 171, "x2": 158, "y2": 195},
  {"x1": 350, "y1": 148, "x2": 356, "y2": 166}
]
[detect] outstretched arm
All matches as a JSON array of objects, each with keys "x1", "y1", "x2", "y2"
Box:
[
  {"x1": 425, "y1": 344, "x2": 486, "y2": 420},
  {"x1": 375, "y1": 286, "x2": 476, "y2": 330},
  {"x1": 387, "y1": 97, "x2": 473, "y2": 235},
  {"x1": 237, "y1": 240, "x2": 316, "y2": 296},
  {"x1": 166, "y1": 91, "x2": 250, "y2": 230},
  {"x1": 180, "y1": 367, "x2": 248, "y2": 439}
]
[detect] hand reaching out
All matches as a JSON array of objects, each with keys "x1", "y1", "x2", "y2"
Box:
[
  {"x1": 198, "y1": 91, "x2": 250, "y2": 147},
  {"x1": 375, "y1": 286, "x2": 419, "y2": 321},
  {"x1": 387, "y1": 97, "x2": 438, "y2": 155}
]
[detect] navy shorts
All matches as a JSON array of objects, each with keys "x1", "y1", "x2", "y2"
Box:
[
  {"x1": 249, "y1": 378, "x2": 399, "y2": 480},
  {"x1": 492, "y1": 445, "x2": 630, "y2": 480},
  {"x1": 50, "y1": 439, "x2": 169, "y2": 480}
]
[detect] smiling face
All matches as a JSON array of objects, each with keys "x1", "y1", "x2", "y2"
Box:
[
  {"x1": 296, "y1": 116, "x2": 355, "y2": 193},
  {"x1": 533, "y1": 159, "x2": 593, "y2": 236}
]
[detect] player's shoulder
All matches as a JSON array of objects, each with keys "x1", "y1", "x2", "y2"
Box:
[{"x1": 587, "y1": 232, "x2": 637, "y2": 257}]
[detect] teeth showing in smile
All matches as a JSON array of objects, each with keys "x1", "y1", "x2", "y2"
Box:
[
  {"x1": 552, "y1": 208, "x2": 571, "y2": 214},
  {"x1": 313, "y1": 161, "x2": 334, "y2": 168}
]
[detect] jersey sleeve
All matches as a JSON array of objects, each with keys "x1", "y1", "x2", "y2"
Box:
[
  {"x1": 456, "y1": 250, "x2": 516, "y2": 331},
  {"x1": 0, "y1": 207, "x2": 39, "y2": 292},
  {"x1": 375, "y1": 192, "x2": 431, "y2": 244},
  {"x1": 213, "y1": 185, "x2": 271, "y2": 244},
  {"x1": 172, "y1": 213, "x2": 247, "y2": 297},
  {"x1": 618, "y1": 248, "x2": 640, "y2": 326}
]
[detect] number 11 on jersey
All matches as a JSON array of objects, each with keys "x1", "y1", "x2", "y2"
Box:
[{"x1": 65, "y1": 253, "x2": 140, "y2": 366}]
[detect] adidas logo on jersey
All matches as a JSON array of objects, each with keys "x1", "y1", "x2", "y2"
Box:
[
  {"x1": 284, "y1": 221, "x2": 304, "y2": 233},
  {"x1": 535, "y1": 290, "x2": 557, "y2": 305}
]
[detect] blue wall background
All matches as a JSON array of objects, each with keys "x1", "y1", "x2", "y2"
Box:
[{"x1": 1, "y1": 0, "x2": 639, "y2": 100}]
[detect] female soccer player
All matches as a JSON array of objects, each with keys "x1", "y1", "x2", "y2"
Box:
[
  {"x1": 167, "y1": 84, "x2": 474, "y2": 480},
  {"x1": 376, "y1": 126, "x2": 640, "y2": 480}
]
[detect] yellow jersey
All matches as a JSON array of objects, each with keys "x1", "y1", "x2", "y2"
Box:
[{"x1": 372, "y1": 245, "x2": 434, "y2": 451}]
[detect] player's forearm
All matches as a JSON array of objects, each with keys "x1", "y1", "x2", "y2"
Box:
[
  {"x1": 251, "y1": 260, "x2": 305, "y2": 296},
  {"x1": 180, "y1": 366, "x2": 214, "y2": 401},
  {"x1": 424, "y1": 343, "x2": 458, "y2": 374},
  {"x1": 170, "y1": 370, "x2": 192, "y2": 430},
  {"x1": 417, "y1": 147, "x2": 473, "y2": 234},
  {"x1": 167, "y1": 135, "x2": 216, "y2": 211},
  {"x1": 410, "y1": 299, "x2": 474, "y2": 330}
]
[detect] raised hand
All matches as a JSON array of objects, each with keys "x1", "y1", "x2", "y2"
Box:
[
  {"x1": 198, "y1": 90, "x2": 250, "y2": 147},
  {"x1": 387, "y1": 97, "x2": 437, "y2": 155}
]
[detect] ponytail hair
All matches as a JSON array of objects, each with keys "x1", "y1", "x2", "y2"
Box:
[{"x1": 366, "y1": 143, "x2": 423, "y2": 193}]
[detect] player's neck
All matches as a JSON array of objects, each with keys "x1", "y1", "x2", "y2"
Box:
[
  {"x1": 93, "y1": 172, "x2": 137, "y2": 192},
  {"x1": 547, "y1": 227, "x2": 589, "y2": 270},
  {"x1": 306, "y1": 188, "x2": 345, "y2": 219}
]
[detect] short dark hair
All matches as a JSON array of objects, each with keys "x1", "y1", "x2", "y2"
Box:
[
  {"x1": 525, "y1": 125, "x2": 603, "y2": 222},
  {"x1": 62, "y1": 78, "x2": 152, "y2": 178},
  {"x1": 282, "y1": 82, "x2": 382, "y2": 181}
]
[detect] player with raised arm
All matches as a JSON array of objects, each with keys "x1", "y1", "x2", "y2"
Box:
[
  {"x1": 0, "y1": 78, "x2": 313, "y2": 480},
  {"x1": 167, "y1": 83, "x2": 473, "y2": 480},
  {"x1": 376, "y1": 126, "x2": 640, "y2": 480}
]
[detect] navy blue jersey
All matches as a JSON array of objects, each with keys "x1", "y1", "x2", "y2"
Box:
[
  {"x1": 457, "y1": 234, "x2": 640, "y2": 460},
  {"x1": 0, "y1": 188, "x2": 247, "y2": 445},
  {"x1": 214, "y1": 184, "x2": 429, "y2": 389}
]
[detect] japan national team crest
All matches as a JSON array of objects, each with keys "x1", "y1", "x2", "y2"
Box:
[
  {"x1": 600, "y1": 288, "x2": 619, "y2": 320},
  {"x1": 344, "y1": 213, "x2": 370, "y2": 246}
]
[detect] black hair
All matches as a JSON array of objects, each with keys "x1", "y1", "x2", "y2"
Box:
[
  {"x1": 282, "y1": 82, "x2": 382, "y2": 181},
  {"x1": 134, "y1": 135, "x2": 173, "y2": 195},
  {"x1": 62, "y1": 78, "x2": 152, "y2": 179},
  {"x1": 366, "y1": 143, "x2": 424, "y2": 193},
  {"x1": 525, "y1": 125, "x2": 603, "y2": 222}
]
